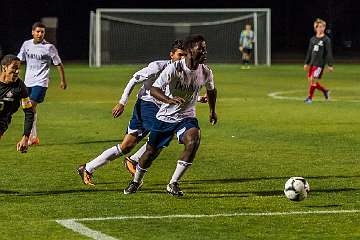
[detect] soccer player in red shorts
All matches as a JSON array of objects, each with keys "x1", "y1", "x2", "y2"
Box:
[{"x1": 304, "y1": 18, "x2": 334, "y2": 104}]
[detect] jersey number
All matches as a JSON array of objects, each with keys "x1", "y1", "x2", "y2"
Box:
[
  {"x1": 313, "y1": 45, "x2": 319, "y2": 52},
  {"x1": 0, "y1": 101, "x2": 4, "y2": 112}
]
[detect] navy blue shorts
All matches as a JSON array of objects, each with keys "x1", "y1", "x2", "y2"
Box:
[
  {"x1": 127, "y1": 99, "x2": 160, "y2": 140},
  {"x1": 148, "y1": 117, "x2": 200, "y2": 150},
  {"x1": 242, "y1": 48, "x2": 253, "y2": 55},
  {"x1": 27, "y1": 86, "x2": 47, "y2": 103}
]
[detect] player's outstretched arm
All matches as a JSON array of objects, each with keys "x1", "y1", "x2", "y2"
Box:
[
  {"x1": 207, "y1": 88, "x2": 217, "y2": 125},
  {"x1": 150, "y1": 86, "x2": 184, "y2": 105},
  {"x1": 56, "y1": 63, "x2": 67, "y2": 89}
]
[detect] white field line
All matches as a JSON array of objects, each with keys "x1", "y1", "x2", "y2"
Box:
[
  {"x1": 268, "y1": 90, "x2": 360, "y2": 103},
  {"x1": 56, "y1": 220, "x2": 117, "y2": 240},
  {"x1": 56, "y1": 210, "x2": 360, "y2": 240}
]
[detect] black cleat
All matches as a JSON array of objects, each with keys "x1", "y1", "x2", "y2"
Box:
[
  {"x1": 324, "y1": 90, "x2": 330, "y2": 100},
  {"x1": 166, "y1": 182, "x2": 184, "y2": 197},
  {"x1": 123, "y1": 181, "x2": 142, "y2": 195}
]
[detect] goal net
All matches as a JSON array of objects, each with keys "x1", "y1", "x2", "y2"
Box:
[{"x1": 89, "y1": 9, "x2": 271, "y2": 67}]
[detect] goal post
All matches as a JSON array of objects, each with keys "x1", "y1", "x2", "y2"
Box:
[{"x1": 89, "y1": 8, "x2": 271, "y2": 67}]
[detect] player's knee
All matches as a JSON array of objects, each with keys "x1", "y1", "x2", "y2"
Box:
[
  {"x1": 145, "y1": 144, "x2": 158, "y2": 157},
  {"x1": 120, "y1": 141, "x2": 136, "y2": 154},
  {"x1": 185, "y1": 132, "x2": 201, "y2": 152}
]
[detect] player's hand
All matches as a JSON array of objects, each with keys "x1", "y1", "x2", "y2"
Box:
[
  {"x1": 112, "y1": 103, "x2": 125, "y2": 118},
  {"x1": 209, "y1": 111, "x2": 217, "y2": 125},
  {"x1": 304, "y1": 65, "x2": 310, "y2": 71},
  {"x1": 197, "y1": 95, "x2": 208, "y2": 103},
  {"x1": 239, "y1": 46, "x2": 244, "y2": 52},
  {"x1": 167, "y1": 96, "x2": 185, "y2": 105},
  {"x1": 327, "y1": 66, "x2": 334, "y2": 72},
  {"x1": 16, "y1": 135, "x2": 29, "y2": 153},
  {"x1": 60, "y1": 80, "x2": 67, "y2": 90}
]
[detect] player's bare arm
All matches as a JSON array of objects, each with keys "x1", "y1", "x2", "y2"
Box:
[
  {"x1": 150, "y1": 86, "x2": 185, "y2": 105},
  {"x1": 207, "y1": 88, "x2": 217, "y2": 125},
  {"x1": 56, "y1": 63, "x2": 67, "y2": 89}
]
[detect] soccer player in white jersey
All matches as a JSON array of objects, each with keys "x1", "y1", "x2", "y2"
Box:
[
  {"x1": 239, "y1": 24, "x2": 254, "y2": 69},
  {"x1": 124, "y1": 35, "x2": 217, "y2": 196},
  {"x1": 17, "y1": 22, "x2": 67, "y2": 145},
  {"x1": 77, "y1": 40, "x2": 185, "y2": 186}
]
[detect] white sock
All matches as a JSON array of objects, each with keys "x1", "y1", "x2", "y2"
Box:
[
  {"x1": 170, "y1": 160, "x2": 192, "y2": 184},
  {"x1": 133, "y1": 164, "x2": 147, "y2": 183},
  {"x1": 30, "y1": 113, "x2": 37, "y2": 137},
  {"x1": 85, "y1": 145, "x2": 122, "y2": 173},
  {"x1": 129, "y1": 143, "x2": 147, "y2": 163}
]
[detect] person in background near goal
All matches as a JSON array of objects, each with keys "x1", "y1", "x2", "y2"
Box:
[
  {"x1": 123, "y1": 35, "x2": 217, "y2": 197},
  {"x1": 239, "y1": 24, "x2": 254, "y2": 69},
  {"x1": 17, "y1": 22, "x2": 67, "y2": 145},
  {"x1": 77, "y1": 40, "x2": 187, "y2": 186},
  {"x1": 0, "y1": 54, "x2": 34, "y2": 153},
  {"x1": 304, "y1": 18, "x2": 334, "y2": 104}
]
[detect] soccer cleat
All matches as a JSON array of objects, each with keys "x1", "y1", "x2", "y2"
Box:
[
  {"x1": 123, "y1": 181, "x2": 142, "y2": 194},
  {"x1": 304, "y1": 97, "x2": 313, "y2": 104},
  {"x1": 123, "y1": 157, "x2": 137, "y2": 176},
  {"x1": 324, "y1": 90, "x2": 330, "y2": 100},
  {"x1": 77, "y1": 164, "x2": 95, "y2": 186},
  {"x1": 166, "y1": 182, "x2": 184, "y2": 197},
  {"x1": 28, "y1": 137, "x2": 40, "y2": 146}
]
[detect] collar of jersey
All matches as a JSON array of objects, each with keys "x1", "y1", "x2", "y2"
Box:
[{"x1": 182, "y1": 58, "x2": 199, "y2": 72}]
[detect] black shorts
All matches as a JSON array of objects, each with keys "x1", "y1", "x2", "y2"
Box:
[{"x1": 242, "y1": 48, "x2": 253, "y2": 55}]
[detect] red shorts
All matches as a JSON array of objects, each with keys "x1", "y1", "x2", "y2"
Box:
[{"x1": 307, "y1": 66, "x2": 324, "y2": 79}]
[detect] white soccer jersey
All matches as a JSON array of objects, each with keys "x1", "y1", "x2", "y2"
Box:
[
  {"x1": 119, "y1": 60, "x2": 171, "y2": 106},
  {"x1": 152, "y1": 58, "x2": 215, "y2": 123},
  {"x1": 17, "y1": 39, "x2": 62, "y2": 87}
]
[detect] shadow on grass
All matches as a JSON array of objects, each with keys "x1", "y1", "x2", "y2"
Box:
[
  {"x1": 305, "y1": 204, "x2": 343, "y2": 208},
  {"x1": 182, "y1": 175, "x2": 360, "y2": 185},
  {"x1": 0, "y1": 139, "x2": 122, "y2": 147},
  {"x1": 0, "y1": 188, "x2": 122, "y2": 197},
  {"x1": 140, "y1": 187, "x2": 359, "y2": 198},
  {"x1": 0, "y1": 187, "x2": 358, "y2": 199}
]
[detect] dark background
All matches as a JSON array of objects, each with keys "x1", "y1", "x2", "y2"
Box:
[{"x1": 0, "y1": 0, "x2": 359, "y2": 61}]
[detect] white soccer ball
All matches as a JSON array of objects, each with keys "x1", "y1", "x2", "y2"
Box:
[{"x1": 284, "y1": 177, "x2": 310, "y2": 201}]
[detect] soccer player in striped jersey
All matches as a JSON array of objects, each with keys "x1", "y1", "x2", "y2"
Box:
[
  {"x1": 123, "y1": 35, "x2": 217, "y2": 196},
  {"x1": 17, "y1": 22, "x2": 67, "y2": 145},
  {"x1": 239, "y1": 24, "x2": 254, "y2": 69},
  {"x1": 304, "y1": 18, "x2": 334, "y2": 104},
  {"x1": 77, "y1": 40, "x2": 186, "y2": 186},
  {"x1": 0, "y1": 55, "x2": 34, "y2": 153}
]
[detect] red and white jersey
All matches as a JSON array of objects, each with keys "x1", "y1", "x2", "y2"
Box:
[
  {"x1": 119, "y1": 60, "x2": 171, "y2": 107},
  {"x1": 153, "y1": 58, "x2": 215, "y2": 123},
  {"x1": 17, "y1": 39, "x2": 62, "y2": 87}
]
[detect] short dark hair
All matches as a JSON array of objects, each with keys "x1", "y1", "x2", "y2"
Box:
[
  {"x1": 170, "y1": 40, "x2": 184, "y2": 53},
  {"x1": 184, "y1": 35, "x2": 206, "y2": 51},
  {"x1": 1, "y1": 54, "x2": 20, "y2": 71},
  {"x1": 32, "y1": 22, "x2": 46, "y2": 30},
  {"x1": 1, "y1": 54, "x2": 20, "y2": 67}
]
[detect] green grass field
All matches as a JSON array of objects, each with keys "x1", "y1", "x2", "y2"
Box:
[{"x1": 1, "y1": 64, "x2": 359, "y2": 239}]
